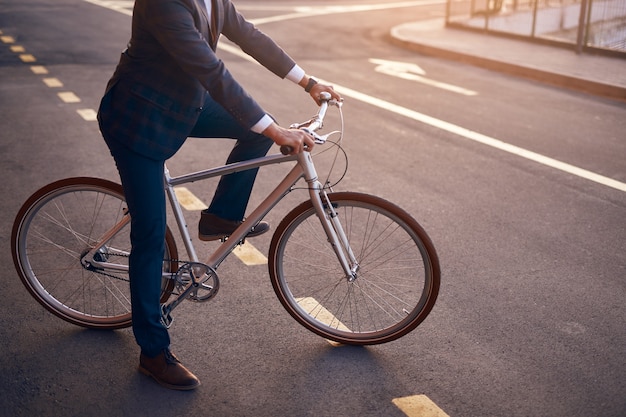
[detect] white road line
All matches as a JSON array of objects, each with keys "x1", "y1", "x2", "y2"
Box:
[
  {"x1": 81, "y1": 0, "x2": 626, "y2": 193},
  {"x1": 331, "y1": 84, "x2": 626, "y2": 193},
  {"x1": 238, "y1": 1, "x2": 444, "y2": 12},
  {"x1": 80, "y1": 0, "x2": 447, "y2": 25},
  {"x1": 219, "y1": 41, "x2": 626, "y2": 193},
  {"x1": 242, "y1": 1, "x2": 446, "y2": 25},
  {"x1": 370, "y1": 58, "x2": 478, "y2": 96}
]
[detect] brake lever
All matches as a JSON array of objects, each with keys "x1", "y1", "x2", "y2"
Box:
[{"x1": 309, "y1": 130, "x2": 341, "y2": 144}]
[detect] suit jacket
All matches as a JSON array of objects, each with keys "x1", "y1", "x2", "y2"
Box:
[{"x1": 98, "y1": 0, "x2": 297, "y2": 160}]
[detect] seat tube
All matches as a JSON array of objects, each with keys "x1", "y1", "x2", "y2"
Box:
[{"x1": 164, "y1": 165, "x2": 198, "y2": 263}]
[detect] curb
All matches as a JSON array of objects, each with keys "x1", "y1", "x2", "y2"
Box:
[{"x1": 388, "y1": 26, "x2": 626, "y2": 102}]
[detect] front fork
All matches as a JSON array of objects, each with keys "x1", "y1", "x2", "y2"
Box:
[{"x1": 300, "y1": 153, "x2": 359, "y2": 281}]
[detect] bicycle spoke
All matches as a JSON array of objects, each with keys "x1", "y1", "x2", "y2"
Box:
[
  {"x1": 270, "y1": 192, "x2": 439, "y2": 345},
  {"x1": 12, "y1": 178, "x2": 177, "y2": 329}
]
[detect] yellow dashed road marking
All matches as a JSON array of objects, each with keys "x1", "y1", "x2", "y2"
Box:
[
  {"x1": 233, "y1": 241, "x2": 267, "y2": 265},
  {"x1": 43, "y1": 77, "x2": 63, "y2": 87},
  {"x1": 77, "y1": 108, "x2": 97, "y2": 121},
  {"x1": 393, "y1": 395, "x2": 450, "y2": 417},
  {"x1": 19, "y1": 54, "x2": 36, "y2": 62},
  {"x1": 31, "y1": 65, "x2": 48, "y2": 74},
  {"x1": 1, "y1": 35, "x2": 15, "y2": 43},
  {"x1": 296, "y1": 297, "x2": 351, "y2": 331},
  {"x1": 173, "y1": 187, "x2": 208, "y2": 210},
  {"x1": 57, "y1": 92, "x2": 81, "y2": 103},
  {"x1": 295, "y1": 297, "x2": 351, "y2": 332},
  {"x1": 10, "y1": 45, "x2": 25, "y2": 52},
  {"x1": 296, "y1": 297, "x2": 351, "y2": 346}
]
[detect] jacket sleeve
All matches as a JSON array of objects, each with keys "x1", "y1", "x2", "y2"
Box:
[{"x1": 219, "y1": 0, "x2": 298, "y2": 79}]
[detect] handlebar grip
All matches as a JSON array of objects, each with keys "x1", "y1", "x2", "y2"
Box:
[{"x1": 280, "y1": 145, "x2": 293, "y2": 155}]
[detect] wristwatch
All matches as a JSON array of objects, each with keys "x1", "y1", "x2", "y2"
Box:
[{"x1": 304, "y1": 77, "x2": 318, "y2": 93}]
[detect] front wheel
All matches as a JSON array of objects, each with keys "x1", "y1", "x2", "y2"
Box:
[
  {"x1": 11, "y1": 177, "x2": 178, "y2": 329},
  {"x1": 268, "y1": 192, "x2": 440, "y2": 345}
]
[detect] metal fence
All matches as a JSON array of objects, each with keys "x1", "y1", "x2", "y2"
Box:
[{"x1": 445, "y1": 0, "x2": 626, "y2": 55}]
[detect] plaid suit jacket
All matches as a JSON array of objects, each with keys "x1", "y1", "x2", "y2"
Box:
[{"x1": 98, "y1": 0, "x2": 297, "y2": 160}]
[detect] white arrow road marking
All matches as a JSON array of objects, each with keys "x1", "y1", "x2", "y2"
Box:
[
  {"x1": 216, "y1": 43, "x2": 626, "y2": 193},
  {"x1": 370, "y1": 58, "x2": 427, "y2": 76},
  {"x1": 370, "y1": 58, "x2": 478, "y2": 96}
]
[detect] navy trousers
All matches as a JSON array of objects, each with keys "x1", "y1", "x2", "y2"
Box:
[{"x1": 106, "y1": 96, "x2": 273, "y2": 357}]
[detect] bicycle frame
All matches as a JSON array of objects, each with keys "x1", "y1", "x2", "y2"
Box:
[{"x1": 164, "y1": 149, "x2": 359, "y2": 278}]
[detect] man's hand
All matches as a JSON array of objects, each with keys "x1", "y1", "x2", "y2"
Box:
[
  {"x1": 298, "y1": 75, "x2": 342, "y2": 106},
  {"x1": 308, "y1": 82, "x2": 341, "y2": 106},
  {"x1": 262, "y1": 122, "x2": 315, "y2": 155}
]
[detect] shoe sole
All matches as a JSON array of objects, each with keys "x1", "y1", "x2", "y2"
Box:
[
  {"x1": 198, "y1": 228, "x2": 270, "y2": 242},
  {"x1": 138, "y1": 365, "x2": 201, "y2": 391},
  {"x1": 197, "y1": 233, "x2": 229, "y2": 242}
]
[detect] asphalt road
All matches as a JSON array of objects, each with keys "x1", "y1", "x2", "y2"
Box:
[{"x1": 1, "y1": 1, "x2": 625, "y2": 416}]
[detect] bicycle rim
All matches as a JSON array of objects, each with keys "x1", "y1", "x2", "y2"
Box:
[
  {"x1": 11, "y1": 177, "x2": 177, "y2": 329},
  {"x1": 269, "y1": 192, "x2": 440, "y2": 345}
]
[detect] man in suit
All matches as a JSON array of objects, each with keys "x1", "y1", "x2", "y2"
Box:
[{"x1": 97, "y1": 0, "x2": 341, "y2": 390}]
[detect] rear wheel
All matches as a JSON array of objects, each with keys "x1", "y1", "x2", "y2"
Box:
[{"x1": 11, "y1": 177, "x2": 177, "y2": 329}]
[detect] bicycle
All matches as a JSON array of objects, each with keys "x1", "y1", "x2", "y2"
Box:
[{"x1": 11, "y1": 93, "x2": 440, "y2": 346}]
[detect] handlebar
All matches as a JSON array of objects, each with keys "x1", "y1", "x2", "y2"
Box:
[{"x1": 280, "y1": 91, "x2": 343, "y2": 155}]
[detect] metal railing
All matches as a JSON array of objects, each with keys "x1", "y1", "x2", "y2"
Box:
[{"x1": 445, "y1": 0, "x2": 626, "y2": 55}]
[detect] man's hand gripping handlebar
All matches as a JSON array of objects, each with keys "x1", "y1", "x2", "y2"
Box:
[{"x1": 279, "y1": 91, "x2": 343, "y2": 155}]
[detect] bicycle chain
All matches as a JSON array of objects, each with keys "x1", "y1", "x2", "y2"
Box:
[{"x1": 85, "y1": 250, "x2": 187, "y2": 283}]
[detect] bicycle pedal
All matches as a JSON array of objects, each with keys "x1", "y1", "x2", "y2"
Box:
[
  {"x1": 160, "y1": 305, "x2": 174, "y2": 329},
  {"x1": 218, "y1": 235, "x2": 246, "y2": 244}
]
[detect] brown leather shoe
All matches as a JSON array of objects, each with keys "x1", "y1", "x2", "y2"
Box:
[
  {"x1": 198, "y1": 212, "x2": 270, "y2": 241},
  {"x1": 138, "y1": 350, "x2": 200, "y2": 390}
]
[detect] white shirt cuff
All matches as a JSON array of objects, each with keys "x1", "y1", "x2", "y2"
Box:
[
  {"x1": 250, "y1": 114, "x2": 274, "y2": 134},
  {"x1": 285, "y1": 65, "x2": 305, "y2": 84}
]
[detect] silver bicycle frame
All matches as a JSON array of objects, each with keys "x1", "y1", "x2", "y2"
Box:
[{"x1": 163, "y1": 150, "x2": 358, "y2": 277}]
